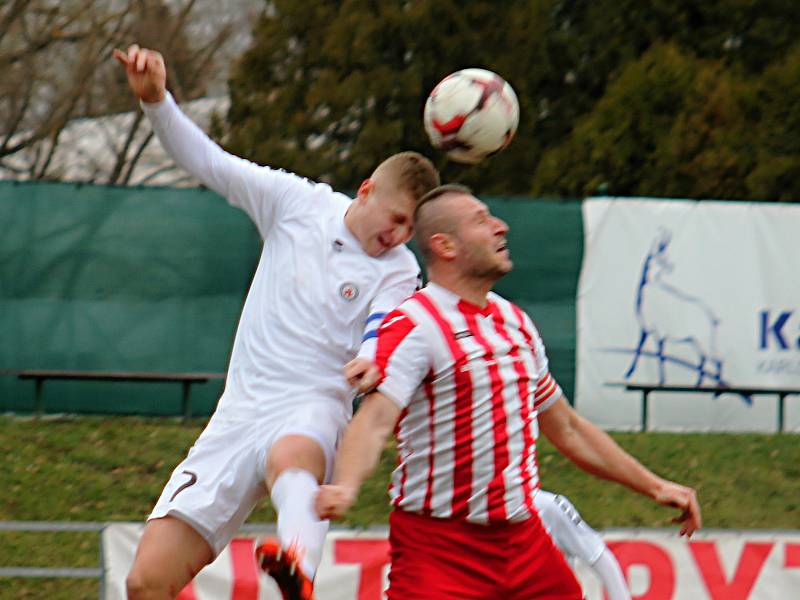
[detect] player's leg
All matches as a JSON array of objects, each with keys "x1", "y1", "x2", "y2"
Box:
[
  {"x1": 592, "y1": 548, "x2": 632, "y2": 600},
  {"x1": 126, "y1": 515, "x2": 214, "y2": 599},
  {"x1": 535, "y1": 491, "x2": 630, "y2": 599},
  {"x1": 255, "y1": 434, "x2": 328, "y2": 600},
  {"x1": 256, "y1": 401, "x2": 347, "y2": 598},
  {"x1": 264, "y1": 433, "x2": 330, "y2": 578},
  {"x1": 132, "y1": 414, "x2": 267, "y2": 599}
]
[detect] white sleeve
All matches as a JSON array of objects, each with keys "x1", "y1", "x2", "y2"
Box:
[
  {"x1": 141, "y1": 92, "x2": 316, "y2": 238},
  {"x1": 373, "y1": 310, "x2": 430, "y2": 409},
  {"x1": 357, "y1": 252, "x2": 422, "y2": 360}
]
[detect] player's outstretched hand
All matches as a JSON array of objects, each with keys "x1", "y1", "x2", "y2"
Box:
[
  {"x1": 315, "y1": 485, "x2": 356, "y2": 520},
  {"x1": 344, "y1": 357, "x2": 381, "y2": 394},
  {"x1": 112, "y1": 44, "x2": 166, "y2": 104},
  {"x1": 653, "y1": 480, "x2": 701, "y2": 537}
]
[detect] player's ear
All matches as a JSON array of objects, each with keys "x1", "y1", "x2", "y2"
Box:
[
  {"x1": 429, "y1": 233, "x2": 456, "y2": 260},
  {"x1": 356, "y1": 179, "x2": 373, "y2": 201}
]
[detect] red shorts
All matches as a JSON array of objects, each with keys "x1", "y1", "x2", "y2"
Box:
[{"x1": 387, "y1": 509, "x2": 583, "y2": 600}]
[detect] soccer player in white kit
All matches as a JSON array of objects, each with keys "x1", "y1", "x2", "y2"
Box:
[
  {"x1": 317, "y1": 185, "x2": 701, "y2": 599},
  {"x1": 114, "y1": 46, "x2": 440, "y2": 600}
]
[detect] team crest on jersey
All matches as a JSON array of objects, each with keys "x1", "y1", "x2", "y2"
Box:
[{"x1": 340, "y1": 282, "x2": 359, "y2": 301}]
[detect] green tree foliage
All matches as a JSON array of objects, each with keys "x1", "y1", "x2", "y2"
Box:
[
  {"x1": 225, "y1": 0, "x2": 576, "y2": 194},
  {"x1": 225, "y1": 0, "x2": 800, "y2": 200},
  {"x1": 531, "y1": 44, "x2": 758, "y2": 199},
  {"x1": 746, "y1": 44, "x2": 800, "y2": 201}
]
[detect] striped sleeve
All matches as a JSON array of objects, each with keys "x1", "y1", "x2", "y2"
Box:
[
  {"x1": 520, "y1": 312, "x2": 563, "y2": 413},
  {"x1": 374, "y1": 308, "x2": 430, "y2": 409}
]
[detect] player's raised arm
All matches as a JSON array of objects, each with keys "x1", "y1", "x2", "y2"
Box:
[
  {"x1": 113, "y1": 44, "x2": 166, "y2": 103},
  {"x1": 113, "y1": 45, "x2": 305, "y2": 237}
]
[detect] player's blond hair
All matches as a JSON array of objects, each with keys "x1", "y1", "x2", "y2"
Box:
[{"x1": 371, "y1": 151, "x2": 440, "y2": 204}]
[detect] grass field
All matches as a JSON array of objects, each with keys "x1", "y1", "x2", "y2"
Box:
[{"x1": 1, "y1": 415, "x2": 798, "y2": 599}]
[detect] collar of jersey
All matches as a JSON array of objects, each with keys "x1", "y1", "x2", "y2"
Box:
[{"x1": 425, "y1": 282, "x2": 494, "y2": 317}]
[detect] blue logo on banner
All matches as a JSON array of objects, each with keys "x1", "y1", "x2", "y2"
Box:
[{"x1": 615, "y1": 229, "x2": 728, "y2": 387}]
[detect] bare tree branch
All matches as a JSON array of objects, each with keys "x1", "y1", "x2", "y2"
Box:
[{"x1": 0, "y1": 0, "x2": 254, "y2": 185}]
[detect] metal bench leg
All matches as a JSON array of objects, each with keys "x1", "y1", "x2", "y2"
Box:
[{"x1": 641, "y1": 391, "x2": 649, "y2": 432}]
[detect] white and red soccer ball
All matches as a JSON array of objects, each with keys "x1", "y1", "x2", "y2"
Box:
[{"x1": 423, "y1": 68, "x2": 520, "y2": 164}]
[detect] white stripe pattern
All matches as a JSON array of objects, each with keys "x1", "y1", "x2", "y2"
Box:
[{"x1": 376, "y1": 283, "x2": 563, "y2": 524}]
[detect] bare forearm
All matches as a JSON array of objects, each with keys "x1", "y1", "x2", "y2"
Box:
[
  {"x1": 332, "y1": 399, "x2": 395, "y2": 492},
  {"x1": 539, "y1": 396, "x2": 702, "y2": 536},
  {"x1": 547, "y1": 412, "x2": 664, "y2": 499}
]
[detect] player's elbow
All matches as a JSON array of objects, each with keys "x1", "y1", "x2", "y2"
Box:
[{"x1": 357, "y1": 393, "x2": 401, "y2": 434}]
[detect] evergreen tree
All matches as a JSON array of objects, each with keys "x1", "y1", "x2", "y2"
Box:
[{"x1": 224, "y1": 0, "x2": 800, "y2": 200}]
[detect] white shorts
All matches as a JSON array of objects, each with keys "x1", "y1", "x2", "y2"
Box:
[{"x1": 149, "y1": 399, "x2": 348, "y2": 556}]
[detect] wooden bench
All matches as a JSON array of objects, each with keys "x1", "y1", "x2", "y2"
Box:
[
  {"x1": 16, "y1": 370, "x2": 226, "y2": 422},
  {"x1": 609, "y1": 383, "x2": 800, "y2": 432}
]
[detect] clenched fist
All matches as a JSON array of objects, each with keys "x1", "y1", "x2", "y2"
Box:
[
  {"x1": 315, "y1": 484, "x2": 357, "y2": 520},
  {"x1": 113, "y1": 44, "x2": 166, "y2": 104}
]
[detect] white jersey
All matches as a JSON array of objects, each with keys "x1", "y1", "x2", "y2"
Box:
[
  {"x1": 374, "y1": 283, "x2": 562, "y2": 524},
  {"x1": 142, "y1": 94, "x2": 420, "y2": 417}
]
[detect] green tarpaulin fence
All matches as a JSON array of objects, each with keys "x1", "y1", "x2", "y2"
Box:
[{"x1": 0, "y1": 181, "x2": 582, "y2": 416}]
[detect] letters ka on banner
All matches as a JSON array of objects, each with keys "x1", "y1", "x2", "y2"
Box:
[{"x1": 576, "y1": 197, "x2": 800, "y2": 432}]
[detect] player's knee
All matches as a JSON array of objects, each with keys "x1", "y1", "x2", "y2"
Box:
[
  {"x1": 267, "y1": 435, "x2": 326, "y2": 485},
  {"x1": 126, "y1": 567, "x2": 161, "y2": 599}
]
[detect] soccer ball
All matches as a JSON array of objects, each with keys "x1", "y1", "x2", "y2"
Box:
[{"x1": 423, "y1": 68, "x2": 519, "y2": 164}]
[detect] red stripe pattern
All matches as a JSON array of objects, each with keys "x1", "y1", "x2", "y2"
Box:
[{"x1": 376, "y1": 284, "x2": 562, "y2": 524}]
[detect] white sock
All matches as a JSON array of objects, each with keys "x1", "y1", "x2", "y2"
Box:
[
  {"x1": 592, "y1": 548, "x2": 631, "y2": 600},
  {"x1": 270, "y1": 468, "x2": 329, "y2": 579}
]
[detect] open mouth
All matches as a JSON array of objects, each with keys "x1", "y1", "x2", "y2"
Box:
[
  {"x1": 378, "y1": 234, "x2": 391, "y2": 249},
  {"x1": 497, "y1": 241, "x2": 508, "y2": 253}
]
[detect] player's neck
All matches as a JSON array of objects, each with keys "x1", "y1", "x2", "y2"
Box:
[
  {"x1": 429, "y1": 270, "x2": 492, "y2": 308},
  {"x1": 343, "y1": 204, "x2": 367, "y2": 248}
]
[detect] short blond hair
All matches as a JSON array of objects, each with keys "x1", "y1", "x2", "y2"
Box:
[{"x1": 372, "y1": 151, "x2": 440, "y2": 204}]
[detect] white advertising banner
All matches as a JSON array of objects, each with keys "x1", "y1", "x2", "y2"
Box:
[
  {"x1": 102, "y1": 525, "x2": 800, "y2": 599},
  {"x1": 576, "y1": 197, "x2": 800, "y2": 432}
]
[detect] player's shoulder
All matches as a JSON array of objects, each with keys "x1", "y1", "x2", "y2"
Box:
[
  {"x1": 488, "y1": 292, "x2": 543, "y2": 333},
  {"x1": 380, "y1": 243, "x2": 421, "y2": 271},
  {"x1": 381, "y1": 288, "x2": 435, "y2": 327},
  {"x1": 487, "y1": 290, "x2": 521, "y2": 315},
  {"x1": 270, "y1": 168, "x2": 343, "y2": 208}
]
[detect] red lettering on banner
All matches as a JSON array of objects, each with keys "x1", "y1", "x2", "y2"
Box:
[
  {"x1": 607, "y1": 541, "x2": 675, "y2": 600},
  {"x1": 176, "y1": 583, "x2": 198, "y2": 600},
  {"x1": 230, "y1": 538, "x2": 260, "y2": 599},
  {"x1": 689, "y1": 541, "x2": 772, "y2": 599},
  {"x1": 786, "y1": 543, "x2": 800, "y2": 568},
  {"x1": 334, "y1": 539, "x2": 390, "y2": 600}
]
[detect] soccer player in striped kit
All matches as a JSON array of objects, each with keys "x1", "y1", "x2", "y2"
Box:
[
  {"x1": 317, "y1": 184, "x2": 701, "y2": 599},
  {"x1": 115, "y1": 46, "x2": 439, "y2": 600}
]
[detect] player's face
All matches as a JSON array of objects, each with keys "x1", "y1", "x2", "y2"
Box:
[
  {"x1": 361, "y1": 189, "x2": 416, "y2": 257},
  {"x1": 452, "y1": 197, "x2": 511, "y2": 278}
]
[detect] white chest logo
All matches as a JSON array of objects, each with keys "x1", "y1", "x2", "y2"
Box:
[{"x1": 340, "y1": 282, "x2": 359, "y2": 301}]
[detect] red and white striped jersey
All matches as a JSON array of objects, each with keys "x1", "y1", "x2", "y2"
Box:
[{"x1": 374, "y1": 282, "x2": 562, "y2": 524}]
